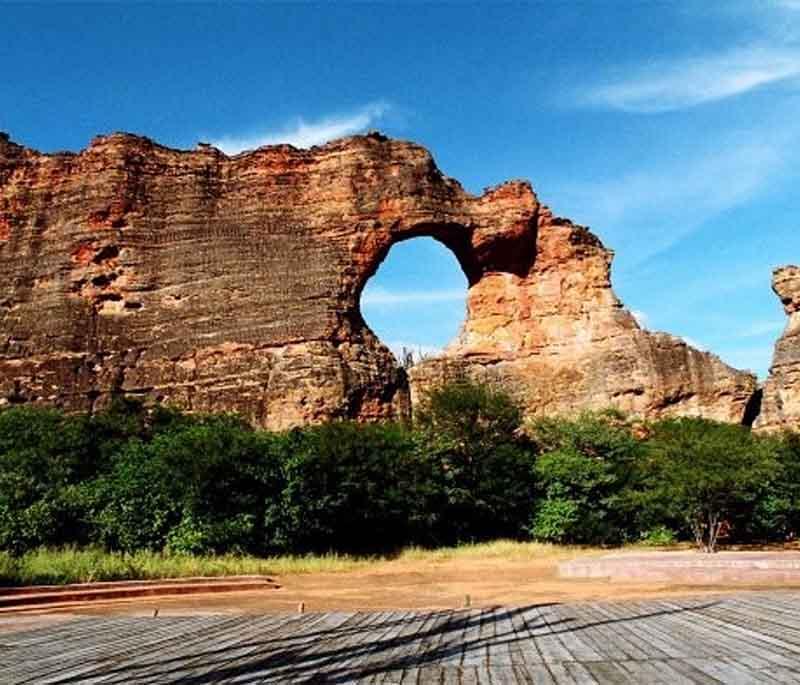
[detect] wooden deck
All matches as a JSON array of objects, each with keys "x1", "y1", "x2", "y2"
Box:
[{"x1": 3, "y1": 592, "x2": 800, "y2": 683}]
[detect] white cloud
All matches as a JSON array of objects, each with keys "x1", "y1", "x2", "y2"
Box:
[
  {"x1": 360, "y1": 287, "x2": 465, "y2": 308},
  {"x1": 680, "y1": 335, "x2": 708, "y2": 352},
  {"x1": 555, "y1": 131, "x2": 792, "y2": 264},
  {"x1": 211, "y1": 102, "x2": 389, "y2": 154},
  {"x1": 631, "y1": 309, "x2": 649, "y2": 329},
  {"x1": 581, "y1": 46, "x2": 800, "y2": 113}
]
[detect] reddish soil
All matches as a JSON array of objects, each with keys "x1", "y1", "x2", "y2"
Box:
[{"x1": 8, "y1": 549, "x2": 800, "y2": 622}]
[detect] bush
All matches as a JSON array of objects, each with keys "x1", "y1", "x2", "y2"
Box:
[
  {"x1": 528, "y1": 412, "x2": 642, "y2": 544},
  {"x1": 274, "y1": 421, "x2": 426, "y2": 552},
  {"x1": 415, "y1": 380, "x2": 537, "y2": 544},
  {"x1": 529, "y1": 498, "x2": 580, "y2": 543},
  {"x1": 635, "y1": 418, "x2": 779, "y2": 552},
  {"x1": 0, "y1": 389, "x2": 796, "y2": 561},
  {"x1": 0, "y1": 407, "x2": 94, "y2": 553},
  {"x1": 638, "y1": 526, "x2": 677, "y2": 547},
  {"x1": 88, "y1": 414, "x2": 284, "y2": 555},
  {"x1": 746, "y1": 431, "x2": 800, "y2": 542}
]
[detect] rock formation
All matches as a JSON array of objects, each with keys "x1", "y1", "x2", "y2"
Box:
[
  {"x1": 0, "y1": 131, "x2": 757, "y2": 428},
  {"x1": 755, "y1": 266, "x2": 800, "y2": 432}
]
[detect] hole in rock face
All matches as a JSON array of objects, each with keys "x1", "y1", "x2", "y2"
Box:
[{"x1": 359, "y1": 237, "x2": 468, "y2": 368}]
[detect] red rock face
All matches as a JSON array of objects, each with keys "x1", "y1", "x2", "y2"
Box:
[
  {"x1": 755, "y1": 266, "x2": 800, "y2": 432},
  {"x1": 0, "y1": 131, "x2": 756, "y2": 427}
]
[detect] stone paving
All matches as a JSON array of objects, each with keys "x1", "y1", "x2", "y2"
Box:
[{"x1": 559, "y1": 550, "x2": 800, "y2": 583}]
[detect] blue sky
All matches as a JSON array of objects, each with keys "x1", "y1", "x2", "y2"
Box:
[{"x1": 2, "y1": 2, "x2": 798, "y2": 376}]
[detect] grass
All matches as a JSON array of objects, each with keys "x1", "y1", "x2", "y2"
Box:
[
  {"x1": 395, "y1": 540, "x2": 587, "y2": 562},
  {"x1": 0, "y1": 548, "x2": 374, "y2": 587},
  {"x1": 0, "y1": 539, "x2": 661, "y2": 587}
]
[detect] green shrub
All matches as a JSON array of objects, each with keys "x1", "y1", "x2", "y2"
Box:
[
  {"x1": 415, "y1": 379, "x2": 537, "y2": 544},
  {"x1": 635, "y1": 418, "x2": 779, "y2": 552},
  {"x1": 638, "y1": 525, "x2": 677, "y2": 547},
  {"x1": 275, "y1": 421, "x2": 424, "y2": 552},
  {"x1": 529, "y1": 498, "x2": 580, "y2": 543},
  {"x1": 88, "y1": 414, "x2": 285, "y2": 555},
  {"x1": 0, "y1": 391, "x2": 796, "y2": 561},
  {"x1": 528, "y1": 412, "x2": 642, "y2": 544},
  {"x1": 0, "y1": 407, "x2": 95, "y2": 553},
  {"x1": 745, "y1": 431, "x2": 800, "y2": 542},
  {"x1": 87, "y1": 439, "x2": 182, "y2": 552}
]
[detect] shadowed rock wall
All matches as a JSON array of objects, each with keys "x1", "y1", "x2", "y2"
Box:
[{"x1": 0, "y1": 131, "x2": 757, "y2": 428}]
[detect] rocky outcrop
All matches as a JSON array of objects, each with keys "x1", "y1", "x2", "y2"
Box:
[
  {"x1": 409, "y1": 208, "x2": 757, "y2": 424},
  {"x1": 755, "y1": 266, "x2": 800, "y2": 432},
  {"x1": 0, "y1": 131, "x2": 756, "y2": 428}
]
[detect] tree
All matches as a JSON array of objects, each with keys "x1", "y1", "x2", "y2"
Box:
[
  {"x1": 87, "y1": 413, "x2": 285, "y2": 554},
  {"x1": 639, "y1": 418, "x2": 778, "y2": 553},
  {"x1": 414, "y1": 379, "x2": 536, "y2": 543},
  {"x1": 0, "y1": 407, "x2": 94, "y2": 553},
  {"x1": 748, "y1": 430, "x2": 800, "y2": 542},
  {"x1": 275, "y1": 421, "x2": 422, "y2": 552},
  {"x1": 528, "y1": 412, "x2": 643, "y2": 544}
]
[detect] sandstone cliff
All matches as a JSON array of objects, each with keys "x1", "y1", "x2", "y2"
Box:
[
  {"x1": 755, "y1": 266, "x2": 800, "y2": 432},
  {"x1": 0, "y1": 131, "x2": 757, "y2": 427}
]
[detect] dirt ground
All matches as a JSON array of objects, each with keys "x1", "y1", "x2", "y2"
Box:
[{"x1": 22, "y1": 546, "x2": 800, "y2": 619}]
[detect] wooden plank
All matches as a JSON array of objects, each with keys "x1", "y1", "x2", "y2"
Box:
[
  {"x1": 580, "y1": 601, "x2": 670, "y2": 661},
  {"x1": 545, "y1": 662, "x2": 580, "y2": 685},
  {"x1": 592, "y1": 600, "x2": 701, "y2": 661},
  {"x1": 582, "y1": 661, "x2": 633, "y2": 684},
  {"x1": 460, "y1": 609, "x2": 487, "y2": 667},
  {"x1": 537, "y1": 604, "x2": 603, "y2": 663},
  {"x1": 206, "y1": 612, "x2": 356, "y2": 684},
  {"x1": 145, "y1": 612, "x2": 329, "y2": 684},
  {"x1": 353, "y1": 610, "x2": 417, "y2": 680},
  {"x1": 268, "y1": 611, "x2": 379, "y2": 683},
  {"x1": 6, "y1": 592, "x2": 800, "y2": 683},
  {"x1": 615, "y1": 658, "x2": 697, "y2": 685},
  {"x1": 11, "y1": 615, "x2": 244, "y2": 685},
  {"x1": 488, "y1": 607, "x2": 518, "y2": 668},
  {"x1": 435, "y1": 610, "x2": 473, "y2": 668},
  {"x1": 514, "y1": 606, "x2": 549, "y2": 667},
  {"x1": 684, "y1": 656, "x2": 773, "y2": 684},
  {"x1": 562, "y1": 661, "x2": 598, "y2": 684},
  {"x1": 374, "y1": 611, "x2": 446, "y2": 679},
  {"x1": 513, "y1": 662, "x2": 557, "y2": 684},
  {"x1": 525, "y1": 606, "x2": 575, "y2": 665},
  {"x1": 660, "y1": 598, "x2": 800, "y2": 669}
]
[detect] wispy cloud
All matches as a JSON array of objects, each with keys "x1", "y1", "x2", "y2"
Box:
[
  {"x1": 580, "y1": 46, "x2": 800, "y2": 113},
  {"x1": 555, "y1": 123, "x2": 796, "y2": 264},
  {"x1": 361, "y1": 287, "x2": 465, "y2": 308},
  {"x1": 680, "y1": 335, "x2": 708, "y2": 352},
  {"x1": 631, "y1": 309, "x2": 649, "y2": 329},
  {"x1": 211, "y1": 102, "x2": 389, "y2": 154}
]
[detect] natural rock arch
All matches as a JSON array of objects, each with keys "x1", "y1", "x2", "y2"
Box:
[
  {"x1": 355, "y1": 233, "x2": 468, "y2": 359},
  {"x1": 0, "y1": 131, "x2": 757, "y2": 428}
]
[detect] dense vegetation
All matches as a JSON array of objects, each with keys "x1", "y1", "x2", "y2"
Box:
[{"x1": 0, "y1": 381, "x2": 797, "y2": 565}]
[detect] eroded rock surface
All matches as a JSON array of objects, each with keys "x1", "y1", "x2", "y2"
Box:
[
  {"x1": 0, "y1": 131, "x2": 756, "y2": 427},
  {"x1": 409, "y1": 208, "x2": 757, "y2": 424},
  {"x1": 755, "y1": 266, "x2": 800, "y2": 432}
]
